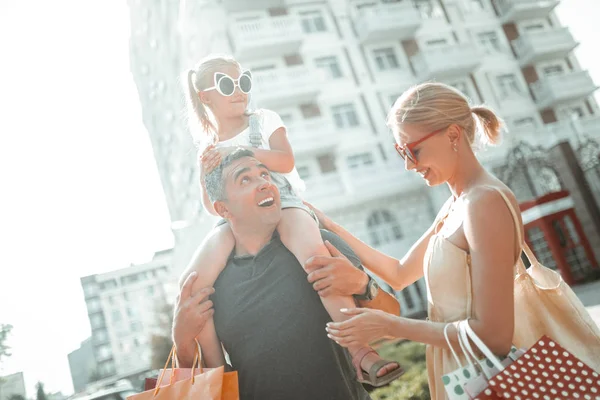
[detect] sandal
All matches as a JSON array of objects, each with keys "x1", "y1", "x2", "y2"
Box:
[{"x1": 352, "y1": 347, "x2": 405, "y2": 387}]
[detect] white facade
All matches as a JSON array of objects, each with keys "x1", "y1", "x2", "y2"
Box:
[
  {"x1": 127, "y1": 0, "x2": 600, "y2": 318},
  {"x1": 80, "y1": 249, "x2": 174, "y2": 379},
  {"x1": 0, "y1": 372, "x2": 26, "y2": 400}
]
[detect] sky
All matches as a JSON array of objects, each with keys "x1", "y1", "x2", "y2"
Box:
[{"x1": 0, "y1": 0, "x2": 599, "y2": 397}]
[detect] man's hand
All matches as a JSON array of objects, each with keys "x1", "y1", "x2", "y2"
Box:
[
  {"x1": 304, "y1": 241, "x2": 369, "y2": 298},
  {"x1": 172, "y1": 272, "x2": 215, "y2": 366}
]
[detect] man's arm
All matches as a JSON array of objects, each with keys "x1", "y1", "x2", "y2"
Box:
[
  {"x1": 356, "y1": 279, "x2": 401, "y2": 316},
  {"x1": 305, "y1": 230, "x2": 401, "y2": 316}
]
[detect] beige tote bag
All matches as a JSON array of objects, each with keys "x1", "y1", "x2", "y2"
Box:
[{"x1": 495, "y1": 188, "x2": 600, "y2": 371}]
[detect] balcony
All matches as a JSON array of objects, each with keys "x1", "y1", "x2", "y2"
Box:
[
  {"x1": 347, "y1": 163, "x2": 423, "y2": 201},
  {"x1": 513, "y1": 28, "x2": 578, "y2": 66},
  {"x1": 531, "y1": 71, "x2": 599, "y2": 110},
  {"x1": 286, "y1": 117, "x2": 337, "y2": 157},
  {"x1": 354, "y1": 3, "x2": 422, "y2": 43},
  {"x1": 229, "y1": 16, "x2": 303, "y2": 60},
  {"x1": 411, "y1": 44, "x2": 481, "y2": 80},
  {"x1": 222, "y1": 0, "x2": 284, "y2": 12},
  {"x1": 252, "y1": 66, "x2": 322, "y2": 108},
  {"x1": 494, "y1": 0, "x2": 559, "y2": 23},
  {"x1": 303, "y1": 173, "x2": 346, "y2": 206}
]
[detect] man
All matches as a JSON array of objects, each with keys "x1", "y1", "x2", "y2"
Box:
[{"x1": 172, "y1": 149, "x2": 401, "y2": 399}]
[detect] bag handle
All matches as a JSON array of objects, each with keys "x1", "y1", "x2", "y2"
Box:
[
  {"x1": 461, "y1": 320, "x2": 504, "y2": 372},
  {"x1": 154, "y1": 339, "x2": 203, "y2": 394},
  {"x1": 444, "y1": 323, "x2": 464, "y2": 368}
]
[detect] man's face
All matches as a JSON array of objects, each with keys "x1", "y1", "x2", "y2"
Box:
[{"x1": 215, "y1": 156, "x2": 282, "y2": 228}]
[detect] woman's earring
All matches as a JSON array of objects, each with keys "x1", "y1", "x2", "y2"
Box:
[{"x1": 453, "y1": 143, "x2": 458, "y2": 152}]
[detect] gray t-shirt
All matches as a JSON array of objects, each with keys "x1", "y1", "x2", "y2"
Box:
[{"x1": 213, "y1": 230, "x2": 371, "y2": 400}]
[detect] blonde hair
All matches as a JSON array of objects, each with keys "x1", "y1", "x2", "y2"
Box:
[
  {"x1": 387, "y1": 82, "x2": 503, "y2": 149},
  {"x1": 183, "y1": 54, "x2": 242, "y2": 144}
]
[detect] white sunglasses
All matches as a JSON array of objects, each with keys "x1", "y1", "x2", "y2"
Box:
[{"x1": 203, "y1": 70, "x2": 252, "y2": 96}]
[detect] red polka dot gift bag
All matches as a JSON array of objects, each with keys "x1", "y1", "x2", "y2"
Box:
[
  {"x1": 442, "y1": 321, "x2": 526, "y2": 400},
  {"x1": 474, "y1": 336, "x2": 600, "y2": 400}
]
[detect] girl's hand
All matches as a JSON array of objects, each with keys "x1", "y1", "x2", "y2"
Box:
[
  {"x1": 198, "y1": 144, "x2": 221, "y2": 177},
  {"x1": 326, "y1": 308, "x2": 398, "y2": 348}
]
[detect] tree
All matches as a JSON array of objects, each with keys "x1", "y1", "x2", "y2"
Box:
[
  {"x1": 8, "y1": 395, "x2": 26, "y2": 400},
  {"x1": 150, "y1": 301, "x2": 175, "y2": 369},
  {"x1": 0, "y1": 324, "x2": 13, "y2": 364},
  {"x1": 36, "y1": 382, "x2": 47, "y2": 400}
]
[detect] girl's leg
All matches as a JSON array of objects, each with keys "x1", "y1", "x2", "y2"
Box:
[
  {"x1": 180, "y1": 222, "x2": 234, "y2": 368},
  {"x1": 277, "y1": 208, "x2": 399, "y2": 379}
]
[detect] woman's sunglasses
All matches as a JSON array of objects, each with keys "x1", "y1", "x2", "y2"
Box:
[
  {"x1": 394, "y1": 127, "x2": 447, "y2": 166},
  {"x1": 203, "y1": 70, "x2": 252, "y2": 97}
]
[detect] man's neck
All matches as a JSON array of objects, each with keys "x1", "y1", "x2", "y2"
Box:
[{"x1": 230, "y1": 223, "x2": 277, "y2": 257}]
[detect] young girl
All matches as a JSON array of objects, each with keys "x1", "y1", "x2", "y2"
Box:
[{"x1": 180, "y1": 53, "x2": 403, "y2": 386}]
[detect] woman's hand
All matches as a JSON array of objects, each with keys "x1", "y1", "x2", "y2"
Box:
[
  {"x1": 326, "y1": 308, "x2": 399, "y2": 348},
  {"x1": 305, "y1": 241, "x2": 369, "y2": 298},
  {"x1": 303, "y1": 200, "x2": 332, "y2": 230}
]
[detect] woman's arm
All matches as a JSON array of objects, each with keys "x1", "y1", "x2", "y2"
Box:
[
  {"x1": 240, "y1": 127, "x2": 295, "y2": 173},
  {"x1": 321, "y1": 217, "x2": 435, "y2": 291},
  {"x1": 461, "y1": 188, "x2": 520, "y2": 356}
]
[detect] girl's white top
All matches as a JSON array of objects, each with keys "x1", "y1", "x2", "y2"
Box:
[{"x1": 215, "y1": 109, "x2": 306, "y2": 194}]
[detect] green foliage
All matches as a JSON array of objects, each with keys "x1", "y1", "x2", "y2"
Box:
[
  {"x1": 0, "y1": 324, "x2": 13, "y2": 364},
  {"x1": 370, "y1": 340, "x2": 430, "y2": 400},
  {"x1": 36, "y1": 382, "x2": 47, "y2": 400}
]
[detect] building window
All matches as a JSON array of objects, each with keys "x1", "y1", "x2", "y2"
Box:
[
  {"x1": 93, "y1": 329, "x2": 108, "y2": 344},
  {"x1": 512, "y1": 117, "x2": 537, "y2": 129},
  {"x1": 373, "y1": 48, "x2": 400, "y2": 71},
  {"x1": 367, "y1": 210, "x2": 403, "y2": 247},
  {"x1": 83, "y1": 284, "x2": 98, "y2": 297},
  {"x1": 542, "y1": 64, "x2": 565, "y2": 77},
  {"x1": 299, "y1": 10, "x2": 327, "y2": 33},
  {"x1": 297, "y1": 166, "x2": 311, "y2": 180},
  {"x1": 347, "y1": 153, "x2": 375, "y2": 169},
  {"x1": 477, "y1": 31, "x2": 502, "y2": 54},
  {"x1": 523, "y1": 23, "x2": 546, "y2": 32},
  {"x1": 90, "y1": 314, "x2": 106, "y2": 330},
  {"x1": 99, "y1": 280, "x2": 117, "y2": 291},
  {"x1": 315, "y1": 56, "x2": 343, "y2": 79},
  {"x1": 414, "y1": 0, "x2": 443, "y2": 19},
  {"x1": 300, "y1": 103, "x2": 322, "y2": 118},
  {"x1": 87, "y1": 298, "x2": 101, "y2": 313},
  {"x1": 111, "y1": 309, "x2": 122, "y2": 323},
  {"x1": 317, "y1": 154, "x2": 337, "y2": 174},
  {"x1": 447, "y1": 80, "x2": 470, "y2": 99},
  {"x1": 331, "y1": 104, "x2": 360, "y2": 128},
  {"x1": 425, "y1": 38, "x2": 449, "y2": 47},
  {"x1": 131, "y1": 321, "x2": 143, "y2": 332},
  {"x1": 97, "y1": 345, "x2": 112, "y2": 361},
  {"x1": 495, "y1": 74, "x2": 523, "y2": 99}
]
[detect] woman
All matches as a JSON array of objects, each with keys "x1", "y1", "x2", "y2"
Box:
[{"x1": 306, "y1": 82, "x2": 524, "y2": 399}]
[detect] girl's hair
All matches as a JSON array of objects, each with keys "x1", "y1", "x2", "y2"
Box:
[
  {"x1": 183, "y1": 53, "x2": 242, "y2": 145},
  {"x1": 387, "y1": 82, "x2": 504, "y2": 149}
]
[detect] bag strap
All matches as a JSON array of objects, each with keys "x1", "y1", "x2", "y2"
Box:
[
  {"x1": 154, "y1": 340, "x2": 203, "y2": 394},
  {"x1": 444, "y1": 323, "x2": 464, "y2": 368},
  {"x1": 248, "y1": 111, "x2": 263, "y2": 149},
  {"x1": 485, "y1": 186, "x2": 531, "y2": 274},
  {"x1": 461, "y1": 320, "x2": 505, "y2": 372}
]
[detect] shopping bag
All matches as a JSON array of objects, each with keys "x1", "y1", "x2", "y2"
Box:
[
  {"x1": 475, "y1": 335, "x2": 600, "y2": 399},
  {"x1": 442, "y1": 321, "x2": 525, "y2": 399},
  {"x1": 143, "y1": 341, "x2": 239, "y2": 400},
  {"x1": 129, "y1": 341, "x2": 224, "y2": 400}
]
